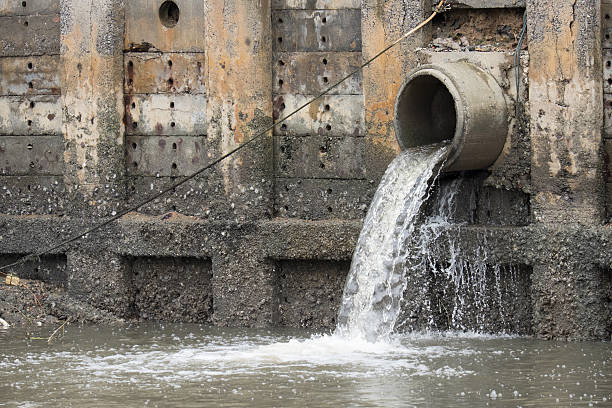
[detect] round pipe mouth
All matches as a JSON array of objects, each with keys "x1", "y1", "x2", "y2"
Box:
[{"x1": 394, "y1": 62, "x2": 508, "y2": 172}]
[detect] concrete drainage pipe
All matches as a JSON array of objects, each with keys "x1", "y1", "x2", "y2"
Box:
[{"x1": 394, "y1": 62, "x2": 508, "y2": 172}]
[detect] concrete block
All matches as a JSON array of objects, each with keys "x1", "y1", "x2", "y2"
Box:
[
  {"x1": 124, "y1": 52, "x2": 206, "y2": 95},
  {"x1": 0, "y1": 0, "x2": 59, "y2": 16},
  {"x1": 272, "y1": 9, "x2": 361, "y2": 52},
  {"x1": 603, "y1": 4, "x2": 612, "y2": 48},
  {"x1": 604, "y1": 49, "x2": 612, "y2": 94},
  {"x1": 0, "y1": 95, "x2": 61, "y2": 135},
  {"x1": 274, "y1": 135, "x2": 366, "y2": 179},
  {"x1": 0, "y1": 135, "x2": 63, "y2": 176},
  {"x1": 130, "y1": 256, "x2": 213, "y2": 323},
  {"x1": 126, "y1": 135, "x2": 213, "y2": 177},
  {"x1": 0, "y1": 55, "x2": 60, "y2": 95},
  {"x1": 273, "y1": 94, "x2": 364, "y2": 136},
  {"x1": 272, "y1": 0, "x2": 361, "y2": 9},
  {"x1": 274, "y1": 177, "x2": 372, "y2": 219},
  {"x1": 273, "y1": 51, "x2": 362, "y2": 95},
  {"x1": 125, "y1": 0, "x2": 205, "y2": 52},
  {"x1": 275, "y1": 259, "x2": 349, "y2": 329},
  {"x1": 0, "y1": 175, "x2": 65, "y2": 215},
  {"x1": 125, "y1": 94, "x2": 207, "y2": 136},
  {"x1": 0, "y1": 14, "x2": 59, "y2": 56}
]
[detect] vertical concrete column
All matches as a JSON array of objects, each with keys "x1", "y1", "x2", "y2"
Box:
[
  {"x1": 60, "y1": 0, "x2": 125, "y2": 216},
  {"x1": 527, "y1": 1, "x2": 608, "y2": 339},
  {"x1": 361, "y1": 0, "x2": 429, "y2": 178},
  {"x1": 206, "y1": 0, "x2": 275, "y2": 326},
  {"x1": 205, "y1": 0, "x2": 274, "y2": 221}
]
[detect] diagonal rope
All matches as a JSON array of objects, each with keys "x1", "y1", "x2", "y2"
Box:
[{"x1": 0, "y1": 1, "x2": 449, "y2": 275}]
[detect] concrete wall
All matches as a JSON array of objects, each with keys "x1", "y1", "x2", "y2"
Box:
[{"x1": 0, "y1": 0, "x2": 611, "y2": 340}]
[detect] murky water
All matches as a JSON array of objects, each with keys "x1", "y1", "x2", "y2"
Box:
[{"x1": 1, "y1": 324, "x2": 610, "y2": 407}]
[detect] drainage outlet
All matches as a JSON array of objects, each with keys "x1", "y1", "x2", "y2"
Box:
[{"x1": 394, "y1": 62, "x2": 508, "y2": 172}]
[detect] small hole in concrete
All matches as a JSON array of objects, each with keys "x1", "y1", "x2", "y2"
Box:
[
  {"x1": 327, "y1": 206, "x2": 332, "y2": 213},
  {"x1": 27, "y1": 120, "x2": 32, "y2": 126},
  {"x1": 170, "y1": 121, "x2": 176, "y2": 127},
  {"x1": 27, "y1": 62, "x2": 32, "y2": 69},
  {"x1": 131, "y1": 102, "x2": 135, "y2": 109},
  {"x1": 24, "y1": 21, "x2": 28, "y2": 27},
  {"x1": 278, "y1": 79, "x2": 284, "y2": 86},
  {"x1": 171, "y1": 163, "x2": 177, "y2": 169},
  {"x1": 283, "y1": 205, "x2": 289, "y2": 211},
  {"x1": 27, "y1": 143, "x2": 33, "y2": 150},
  {"x1": 132, "y1": 122, "x2": 138, "y2": 129},
  {"x1": 321, "y1": 36, "x2": 326, "y2": 42},
  {"x1": 132, "y1": 142, "x2": 137, "y2": 149},
  {"x1": 278, "y1": 60, "x2": 285, "y2": 66},
  {"x1": 320, "y1": 162, "x2": 325, "y2": 169},
  {"x1": 280, "y1": 146, "x2": 286, "y2": 153},
  {"x1": 319, "y1": 146, "x2": 327, "y2": 153},
  {"x1": 29, "y1": 161, "x2": 35, "y2": 168},
  {"x1": 159, "y1": 1, "x2": 180, "y2": 28},
  {"x1": 133, "y1": 162, "x2": 138, "y2": 168},
  {"x1": 323, "y1": 77, "x2": 328, "y2": 83},
  {"x1": 326, "y1": 124, "x2": 331, "y2": 131},
  {"x1": 128, "y1": 79, "x2": 133, "y2": 86},
  {"x1": 168, "y1": 60, "x2": 173, "y2": 67},
  {"x1": 278, "y1": 37, "x2": 283, "y2": 43},
  {"x1": 606, "y1": 14, "x2": 610, "y2": 20},
  {"x1": 171, "y1": 205, "x2": 177, "y2": 211},
  {"x1": 322, "y1": 58, "x2": 327, "y2": 65},
  {"x1": 324, "y1": 104, "x2": 330, "y2": 111},
  {"x1": 29, "y1": 101, "x2": 35, "y2": 108},
  {"x1": 322, "y1": 17, "x2": 327, "y2": 23},
  {"x1": 608, "y1": 78, "x2": 612, "y2": 85},
  {"x1": 607, "y1": 34, "x2": 611, "y2": 40},
  {"x1": 128, "y1": 60, "x2": 133, "y2": 67},
  {"x1": 170, "y1": 102, "x2": 175, "y2": 108},
  {"x1": 172, "y1": 142, "x2": 177, "y2": 149},
  {"x1": 168, "y1": 78, "x2": 174, "y2": 86},
  {"x1": 280, "y1": 103, "x2": 285, "y2": 110},
  {"x1": 28, "y1": 82, "x2": 33, "y2": 89},
  {"x1": 327, "y1": 188, "x2": 332, "y2": 194},
  {"x1": 22, "y1": 1, "x2": 26, "y2": 7},
  {"x1": 281, "y1": 124, "x2": 287, "y2": 130}
]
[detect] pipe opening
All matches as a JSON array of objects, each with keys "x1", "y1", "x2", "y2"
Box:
[{"x1": 395, "y1": 75, "x2": 457, "y2": 150}]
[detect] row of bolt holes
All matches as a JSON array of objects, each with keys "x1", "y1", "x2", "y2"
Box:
[
  {"x1": 277, "y1": 58, "x2": 330, "y2": 87},
  {"x1": 19, "y1": 0, "x2": 29, "y2": 27},
  {"x1": 276, "y1": 16, "x2": 329, "y2": 45},
  {"x1": 130, "y1": 141, "x2": 179, "y2": 170},
  {"x1": 127, "y1": 60, "x2": 175, "y2": 88}
]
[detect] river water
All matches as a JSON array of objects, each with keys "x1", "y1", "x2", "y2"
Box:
[{"x1": 1, "y1": 324, "x2": 611, "y2": 407}]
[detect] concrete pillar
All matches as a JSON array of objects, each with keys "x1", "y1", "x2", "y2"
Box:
[
  {"x1": 206, "y1": 0, "x2": 276, "y2": 325},
  {"x1": 528, "y1": 0, "x2": 605, "y2": 225},
  {"x1": 361, "y1": 0, "x2": 429, "y2": 178},
  {"x1": 60, "y1": 0, "x2": 125, "y2": 216},
  {"x1": 205, "y1": 0, "x2": 274, "y2": 221},
  {"x1": 527, "y1": 0, "x2": 608, "y2": 340}
]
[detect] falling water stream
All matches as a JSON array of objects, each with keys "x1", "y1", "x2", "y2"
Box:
[{"x1": 2, "y1": 143, "x2": 611, "y2": 407}]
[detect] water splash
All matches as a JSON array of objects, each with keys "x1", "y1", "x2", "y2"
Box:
[{"x1": 336, "y1": 143, "x2": 450, "y2": 341}]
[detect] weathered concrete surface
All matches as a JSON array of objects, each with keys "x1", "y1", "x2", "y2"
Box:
[
  {"x1": 526, "y1": 0, "x2": 608, "y2": 340},
  {"x1": 60, "y1": 0, "x2": 125, "y2": 214},
  {"x1": 205, "y1": 0, "x2": 275, "y2": 326},
  {"x1": 0, "y1": 0, "x2": 610, "y2": 341},
  {"x1": 361, "y1": 0, "x2": 428, "y2": 179}
]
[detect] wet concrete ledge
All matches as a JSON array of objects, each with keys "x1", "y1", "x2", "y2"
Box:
[{"x1": 1, "y1": 214, "x2": 611, "y2": 269}]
